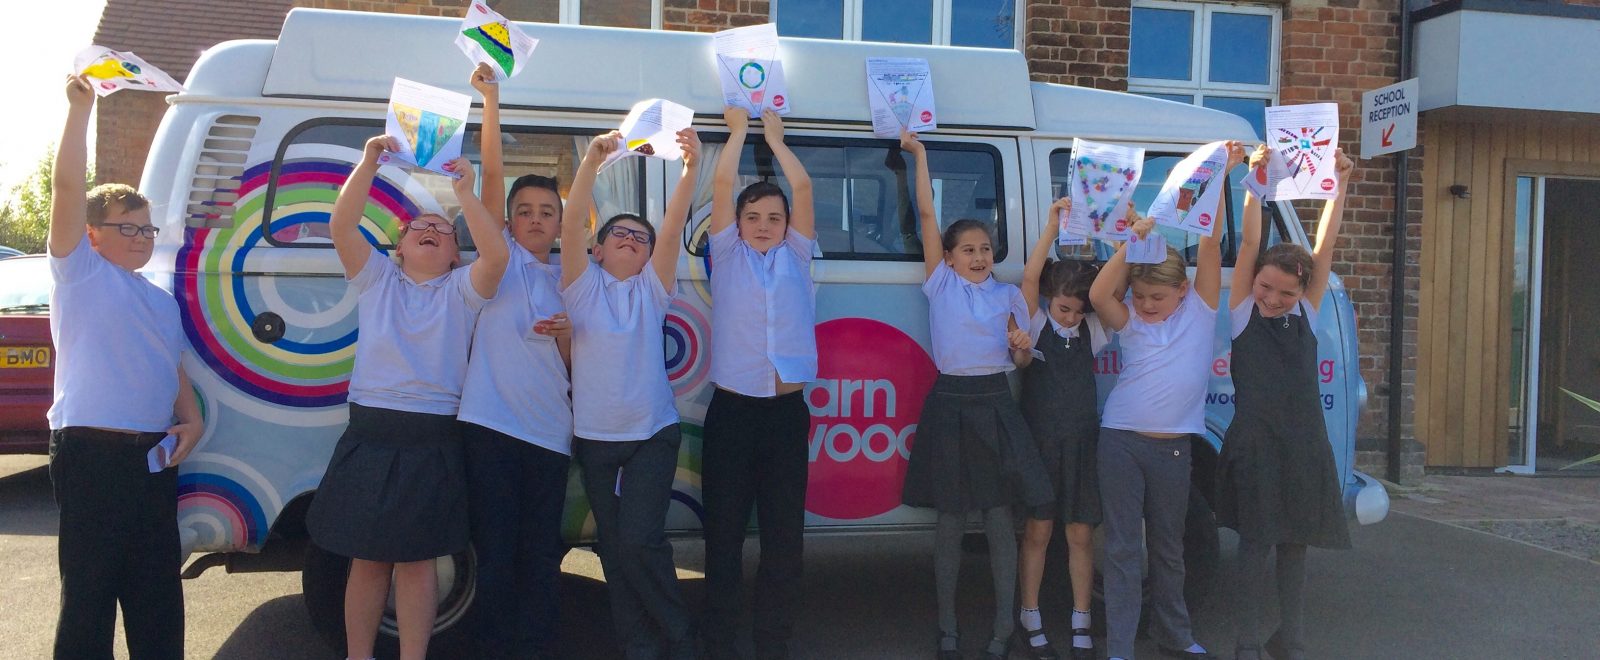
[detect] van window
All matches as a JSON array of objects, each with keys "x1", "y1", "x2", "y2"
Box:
[
  {"x1": 264, "y1": 120, "x2": 644, "y2": 251},
  {"x1": 690, "y1": 136, "x2": 1006, "y2": 262},
  {"x1": 1047, "y1": 149, "x2": 1240, "y2": 266}
]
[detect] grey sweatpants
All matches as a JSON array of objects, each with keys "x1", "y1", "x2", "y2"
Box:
[{"x1": 1098, "y1": 427, "x2": 1198, "y2": 659}]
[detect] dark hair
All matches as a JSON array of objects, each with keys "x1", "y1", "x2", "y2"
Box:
[
  {"x1": 1040, "y1": 260, "x2": 1098, "y2": 313},
  {"x1": 1258, "y1": 244, "x2": 1314, "y2": 289},
  {"x1": 735, "y1": 181, "x2": 790, "y2": 222},
  {"x1": 940, "y1": 219, "x2": 992, "y2": 252},
  {"x1": 597, "y1": 213, "x2": 656, "y2": 250},
  {"x1": 85, "y1": 183, "x2": 149, "y2": 227},
  {"x1": 507, "y1": 174, "x2": 563, "y2": 219}
]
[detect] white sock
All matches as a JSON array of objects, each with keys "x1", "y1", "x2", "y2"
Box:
[
  {"x1": 1184, "y1": 643, "x2": 1207, "y2": 654},
  {"x1": 1020, "y1": 607, "x2": 1043, "y2": 631},
  {"x1": 1071, "y1": 609, "x2": 1092, "y2": 648}
]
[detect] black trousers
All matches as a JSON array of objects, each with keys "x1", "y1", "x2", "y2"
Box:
[
  {"x1": 48, "y1": 427, "x2": 184, "y2": 660},
  {"x1": 462, "y1": 423, "x2": 572, "y2": 660},
  {"x1": 700, "y1": 388, "x2": 809, "y2": 660},
  {"x1": 575, "y1": 425, "x2": 695, "y2": 660}
]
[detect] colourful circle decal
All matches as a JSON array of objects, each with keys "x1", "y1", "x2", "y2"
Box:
[{"x1": 663, "y1": 298, "x2": 711, "y2": 398}]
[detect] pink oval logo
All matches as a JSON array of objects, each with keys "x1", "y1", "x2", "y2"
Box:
[
  {"x1": 773, "y1": 94, "x2": 786, "y2": 108},
  {"x1": 920, "y1": 110, "x2": 932, "y2": 123},
  {"x1": 1320, "y1": 178, "x2": 1335, "y2": 191},
  {"x1": 805, "y1": 318, "x2": 937, "y2": 520},
  {"x1": 1199, "y1": 212, "x2": 1212, "y2": 227}
]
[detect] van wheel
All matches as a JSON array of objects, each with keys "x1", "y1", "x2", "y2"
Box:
[{"x1": 301, "y1": 543, "x2": 480, "y2": 658}]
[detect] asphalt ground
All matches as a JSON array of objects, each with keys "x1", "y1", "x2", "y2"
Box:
[{"x1": 3, "y1": 454, "x2": 1599, "y2": 659}]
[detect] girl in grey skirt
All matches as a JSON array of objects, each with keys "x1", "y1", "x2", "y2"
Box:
[
  {"x1": 1087, "y1": 141, "x2": 1244, "y2": 660},
  {"x1": 304, "y1": 135, "x2": 508, "y2": 660},
  {"x1": 897, "y1": 130, "x2": 1054, "y2": 660}
]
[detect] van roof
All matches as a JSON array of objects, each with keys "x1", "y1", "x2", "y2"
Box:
[{"x1": 245, "y1": 8, "x2": 1252, "y2": 142}]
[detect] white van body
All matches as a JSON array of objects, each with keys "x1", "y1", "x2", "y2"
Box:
[{"x1": 136, "y1": 8, "x2": 1387, "y2": 648}]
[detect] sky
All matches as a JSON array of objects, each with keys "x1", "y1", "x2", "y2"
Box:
[{"x1": 0, "y1": 0, "x2": 108, "y2": 194}]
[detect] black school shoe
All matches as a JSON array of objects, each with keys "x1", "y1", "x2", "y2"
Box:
[
  {"x1": 1263, "y1": 631, "x2": 1305, "y2": 660},
  {"x1": 1069, "y1": 627, "x2": 1098, "y2": 660},
  {"x1": 938, "y1": 633, "x2": 962, "y2": 660},
  {"x1": 1012, "y1": 627, "x2": 1062, "y2": 660}
]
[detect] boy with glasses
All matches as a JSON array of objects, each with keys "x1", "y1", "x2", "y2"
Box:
[{"x1": 45, "y1": 74, "x2": 201, "y2": 659}]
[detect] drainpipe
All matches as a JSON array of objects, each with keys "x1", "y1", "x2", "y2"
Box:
[{"x1": 1387, "y1": 1, "x2": 1415, "y2": 483}]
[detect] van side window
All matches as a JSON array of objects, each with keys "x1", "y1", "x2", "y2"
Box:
[
  {"x1": 690, "y1": 136, "x2": 1006, "y2": 262},
  {"x1": 264, "y1": 120, "x2": 644, "y2": 250},
  {"x1": 1047, "y1": 149, "x2": 1239, "y2": 266}
]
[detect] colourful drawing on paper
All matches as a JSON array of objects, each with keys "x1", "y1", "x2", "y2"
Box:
[
  {"x1": 1272, "y1": 126, "x2": 1335, "y2": 194},
  {"x1": 81, "y1": 56, "x2": 139, "y2": 80},
  {"x1": 1172, "y1": 152, "x2": 1225, "y2": 227},
  {"x1": 391, "y1": 102, "x2": 463, "y2": 171},
  {"x1": 463, "y1": 21, "x2": 516, "y2": 75},
  {"x1": 74, "y1": 46, "x2": 185, "y2": 97},
  {"x1": 1077, "y1": 157, "x2": 1140, "y2": 236}
]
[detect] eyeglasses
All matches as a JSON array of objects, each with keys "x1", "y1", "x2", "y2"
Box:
[
  {"x1": 99, "y1": 223, "x2": 160, "y2": 239},
  {"x1": 404, "y1": 218, "x2": 455, "y2": 235},
  {"x1": 606, "y1": 225, "x2": 653, "y2": 245}
]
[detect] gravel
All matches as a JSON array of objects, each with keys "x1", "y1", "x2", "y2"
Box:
[{"x1": 1465, "y1": 518, "x2": 1600, "y2": 562}]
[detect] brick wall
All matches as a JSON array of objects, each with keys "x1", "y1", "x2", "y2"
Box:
[
  {"x1": 93, "y1": 90, "x2": 174, "y2": 187},
  {"x1": 1278, "y1": 0, "x2": 1421, "y2": 481},
  {"x1": 1024, "y1": 0, "x2": 1130, "y2": 90},
  {"x1": 662, "y1": 0, "x2": 767, "y2": 32},
  {"x1": 294, "y1": 0, "x2": 460, "y2": 15}
]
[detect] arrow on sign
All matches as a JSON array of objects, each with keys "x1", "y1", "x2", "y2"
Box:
[{"x1": 1382, "y1": 124, "x2": 1396, "y2": 148}]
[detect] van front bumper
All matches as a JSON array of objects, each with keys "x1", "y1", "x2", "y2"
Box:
[{"x1": 1344, "y1": 469, "x2": 1390, "y2": 526}]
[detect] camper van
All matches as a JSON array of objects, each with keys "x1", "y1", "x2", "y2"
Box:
[{"x1": 137, "y1": 8, "x2": 1388, "y2": 651}]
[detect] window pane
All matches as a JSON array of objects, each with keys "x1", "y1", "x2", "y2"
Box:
[
  {"x1": 581, "y1": 0, "x2": 652, "y2": 28},
  {"x1": 862, "y1": 0, "x2": 933, "y2": 44},
  {"x1": 777, "y1": 0, "x2": 844, "y2": 39},
  {"x1": 691, "y1": 136, "x2": 1004, "y2": 261},
  {"x1": 267, "y1": 123, "x2": 642, "y2": 250},
  {"x1": 1049, "y1": 149, "x2": 1239, "y2": 266},
  {"x1": 1131, "y1": 7, "x2": 1194, "y2": 81},
  {"x1": 1207, "y1": 12, "x2": 1272, "y2": 85},
  {"x1": 950, "y1": 0, "x2": 1016, "y2": 48},
  {"x1": 488, "y1": 0, "x2": 559, "y2": 22},
  {"x1": 0, "y1": 257, "x2": 50, "y2": 308},
  {"x1": 1201, "y1": 96, "x2": 1268, "y2": 138},
  {"x1": 1135, "y1": 91, "x2": 1195, "y2": 104}
]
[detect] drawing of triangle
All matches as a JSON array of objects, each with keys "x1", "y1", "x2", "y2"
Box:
[
  {"x1": 393, "y1": 103, "x2": 423, "y2": 156},
  {"x1": 426, "y1": 114, "x2": 464, "y2": 168},
  {"x1": 465, "y1": 22, "x2": 516, "y2": 75}
]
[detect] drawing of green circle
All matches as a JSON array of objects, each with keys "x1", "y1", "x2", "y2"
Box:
[{"x1": 738, "y1": 61, "x2": 766, "y2": 89}]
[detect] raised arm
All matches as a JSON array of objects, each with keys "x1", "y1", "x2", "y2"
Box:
[
  {"x1": 1091, "y1": 217, "x2": 1140, "y2": 332},
  {"x1": 48, "y1": 75, "x2": 95, "y2": 258},
  {"x1": 1194, "y1": 141, "x2": 1246, "y2": 310},
  {"x1": 653, "y1": 129, "x2": 702, "y2": 294},
  {"x1": 1304, "y1": 148, "x2": 1354, "y2": 311},
  {"x1": 330, "y1": 136, "x2": 395, "y2": 279},
  {"x1": 761, "y1": 109, "x2": 814, "y2": 239},
  {"x1": 560, "y1": 132, "x2": 619, "y2": 290},
  {"x1": 448, "y1": 157, "x2": 507, "y2": 299},
  {"x1": 471, "y1": 63, "x2": 506, "y2": 226},
  {"x1": 1023, "y1": 197, "x2": 1071, "y2": 317},
  {"x1": 710, "y1": 107, "x2": 749, "y2": 235},
  {"x1": 901, "y1": 131, "x2": 941, "y2": 278},
  {"x1": 1230, "y1": 144, "x2": 1269, "y2": 307}
]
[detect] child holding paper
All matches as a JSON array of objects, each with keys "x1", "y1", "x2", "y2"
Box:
[
  {"x1": 46, "y1": 73, "x2": 201, "y2": 660},
  {"x1": 303, "y1": 135, "x2": 508, "y2": 660},
  {"x1": 897, "y1": 131, "x2": 1053, "y2": 660},
  {"x1": 1015, "y1": 198, "x2": 1112, "y2": 660},
  {"x1": 1089, "y1": 141, "x2": 1246, "y2": 660},
  {"x1": 561, "y1": 128, "x2": 701, "y2": 660},
  {"x1": 701, "y1": 106, "x2": 818, "y2": 660},
  {"x1": 456, "y1": 62, "x2": 574, "y2": 660},
  {"x1": 1218, "y1": 146, "x2": 1354, "y2": 660}
]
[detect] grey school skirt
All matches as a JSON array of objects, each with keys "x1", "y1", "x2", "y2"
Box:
[
  {"x1": 901, "y1": 372, "x2": 1054, "y2": 514},
  {"x1": 306, "y1": 403, "x2": 469, "y2": 562}
]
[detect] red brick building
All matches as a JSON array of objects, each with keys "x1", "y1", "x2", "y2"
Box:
[{"x1": 95, "y1": 0, "x2": 1600, "y2": 477}]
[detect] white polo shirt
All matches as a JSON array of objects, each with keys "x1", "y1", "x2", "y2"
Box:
[
  {"x1": 47, "y1": 235, "x2": 186, "y2": 432},
  {"x1": 459, "y1": 230, "x2": 573, "y2": 454},
  {"x1": 1101, "y1": 288, "x2": 1218, "y2": 435},
  {"x1": 708, "y1": 224, "x2": 818, "y2": 397},
  {"x1": 922, "y1": 261, "x2": 1029, "y2": 376},
  {"x1": 346, "y1": 245, "x2": 489, "y2": 416},
  {"x1": 562, "y1": 262, "x2": 678, "y2": 441}
]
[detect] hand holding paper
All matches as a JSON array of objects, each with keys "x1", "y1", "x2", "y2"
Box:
[
  {"x1": 602, "y1": 99, "x2": 696, "y2": 170},
  {"x1": 456, "y1": 1, "x2": 539, "y2": 81},
  {"x1": 74, "y1": 46, "x2": 185, "y2": 97},
  {"x1": 713, "y1": 24, "x2": 790, "y2": 116},
  {"x1": 1126, "y1": 230, "x2": 1168, "y2": 265},
  {"x1": 1259, "y1": 103, "x2": 1341, "y2": 200},
  {"x1": 379, "y1": 78, "x2": 471, "y2": 178}
]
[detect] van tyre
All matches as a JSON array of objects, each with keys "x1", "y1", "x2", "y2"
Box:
[{"x1": 301, "y1": 543, "x2": 481, "y2": 659}]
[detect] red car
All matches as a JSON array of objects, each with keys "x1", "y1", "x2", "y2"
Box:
[{"x1": 0, "y1": 254, "x2": 52, "y2": 454}]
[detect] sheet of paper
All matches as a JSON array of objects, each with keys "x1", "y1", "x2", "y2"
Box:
[
  {"x1": 1147, "y1": 141, "x2": 1229, "y2": 237},
  {"x1": 713, "y1": 23, "x2": 791, "y2": 116},
  {"x1": 1056, "y1": 207, "x2": 1086, "y2": 246},
  {"x1": 601, "y1": 98, "x2": 695, "y2": 171},
  {"x1": 379, "y1": 78, "x2": 471, "y2": 178},
  {"x1": 455, "y1": 1, "x2": 539, "y2": 81},
  {"x1": 1126, "y1": 231, "x2": 1168, "y2": 264},
  {"x1": 74, "y1": 46, "x2": 184, "y2": 97},
  {"x1": 146, "y1": 434, "x2": 177, "y2": 473},
  {"x1": 1065, "y1": 138, "x2": 1144, "y2": 242},
  {"x1": 865, "y1": 57, "x2": 936, "y2": 138},
  {"x1": 1262, "y1": 103, "x2": 1341, "y2": 200}
]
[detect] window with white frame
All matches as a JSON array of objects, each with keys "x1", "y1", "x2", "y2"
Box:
[
  {"x1": 773, "y1": 0, "x2": 1021, "y2": 49},
  {"x1": 491, "y1": 0, "x2": 661, "y2": 30},
  {"x1": 1128, "y1": 0, "x2": 1280, "y2": 137}
]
